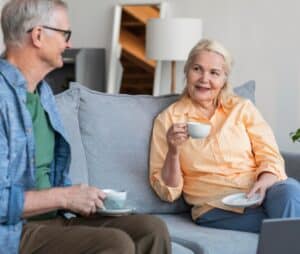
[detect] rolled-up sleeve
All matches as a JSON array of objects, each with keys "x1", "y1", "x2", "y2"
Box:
[
  {"x1": 149, "y1": 113, "x2": 183, "y2": 202},
  {"x1": 1, "y1": 185, "x2": 25, "y2": 225},
  {"x1": 243, "y1": 100, "x2": 287, "y2": 180}
]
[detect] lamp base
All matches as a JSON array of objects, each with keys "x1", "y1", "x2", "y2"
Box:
[{"x1": 171, "y1": 61, "x2": 176, "y2": 93}]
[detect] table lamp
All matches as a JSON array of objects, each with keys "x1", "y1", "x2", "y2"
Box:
[{"x1": 146, "y1": 18, "x2": 202, "y2": 93}]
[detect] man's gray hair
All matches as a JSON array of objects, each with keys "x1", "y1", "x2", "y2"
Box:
[{"x1": 1, "y1": 0, "x2": 67, "y2": 47}]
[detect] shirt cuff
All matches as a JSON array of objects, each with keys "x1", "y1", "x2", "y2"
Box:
[
  {"x1": 256, "y1": 164, "x2": 287, "y2": 181},
  {"x1": 151, "y1": 172, "x2": 183, "y2": 202},
  {"x1": 7, "y1": 184, "x2": 24, "y2": 225}
]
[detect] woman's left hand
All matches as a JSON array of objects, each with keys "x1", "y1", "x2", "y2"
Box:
[{"x1": 247, "y1": 172, "x2": 278, "y2": 205}]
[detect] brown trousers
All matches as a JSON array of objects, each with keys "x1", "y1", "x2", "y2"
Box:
[{"x1": 20, "y1": 214, "x2": 171, "y2": 254}]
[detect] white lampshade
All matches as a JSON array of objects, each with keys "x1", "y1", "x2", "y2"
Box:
[{"x1": 146, "y1": 18, "x2": 203, "y2": 61}]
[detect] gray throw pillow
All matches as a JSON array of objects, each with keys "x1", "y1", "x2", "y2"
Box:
[
  {"x1": 55, "y1": 87, "x2": 89, "y2": 184},
  {"x1": 233, "y1": 80, "x2": 255, "y2": 104}
]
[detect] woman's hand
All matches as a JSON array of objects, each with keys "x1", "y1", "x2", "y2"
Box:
[
  {"x1": 161, "y1": 123, "x2": 188, "y2": 187},
  {"x1": 247, "y1": 172, "x2": 278, "y2": 204},
  {"x1": 166, "y1": 123, "x2": 189, "y2": 154}
]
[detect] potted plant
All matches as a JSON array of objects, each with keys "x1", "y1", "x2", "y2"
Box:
[{"x1": 291, "y1": 129, "x2": 300, "y2": 142}]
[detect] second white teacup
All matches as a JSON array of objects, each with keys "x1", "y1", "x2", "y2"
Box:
[
  {"x1": 102, "y1": 189, "x2": 127, "y2": 210},
  {"x1": 187, "y1": 122, "x2": 211, "y2": 139}
]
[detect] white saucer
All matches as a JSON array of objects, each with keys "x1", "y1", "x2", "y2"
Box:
[
  {"x1": 97, "y1": 207, "x2": 135, "y2": 216},
  {"x1": 222, "y1": 193, "x2": 262, "y2": 208}
]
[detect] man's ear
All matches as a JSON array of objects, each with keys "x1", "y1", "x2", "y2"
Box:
[{"x1": 30, "y1": 27, "x2": 43, "y2": 48}]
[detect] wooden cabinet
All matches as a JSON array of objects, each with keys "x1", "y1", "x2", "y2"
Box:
[
  {"x1": 118, "y1": 5, "x2": 159, "y2": 94},
  {"x1": 45, "y1": 48, "x2": 106, "y2": 94}
]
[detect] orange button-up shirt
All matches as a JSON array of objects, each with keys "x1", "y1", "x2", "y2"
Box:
[{"x1": 149, "y1": 95, "x2": 287, "y2": 220}]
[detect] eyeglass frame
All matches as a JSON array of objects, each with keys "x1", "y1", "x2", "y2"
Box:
[{"x1": 27, "y1": 25, "x2": 72, "y2": 42}]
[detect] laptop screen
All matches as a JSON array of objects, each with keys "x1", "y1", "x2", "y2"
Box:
[{"x1": 257, "y1": 218, "x2": 300, "y2": 254}]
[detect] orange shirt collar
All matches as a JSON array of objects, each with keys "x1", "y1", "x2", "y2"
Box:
[{"x1": 172, "y1": 95, "x2": 231, "y2": 119}]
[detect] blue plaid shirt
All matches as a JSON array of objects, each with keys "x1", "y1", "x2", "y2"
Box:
[{"x1": 0, "y1": 59, "x2": 71, "y2": 254}]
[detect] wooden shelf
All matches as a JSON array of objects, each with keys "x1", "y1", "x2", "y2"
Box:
[
  {"x1": 118, "y1": 5, "x2": 159, "y2": 95},
  {"x1": 122, "y1": 6, "x2": 159, "y2": 25},
  {"x1": 119, "y1": 45, "x2": 154, "y2": 95},
  {"x1": 119, "y1": 29, "x2": 155, "y2": 72}
]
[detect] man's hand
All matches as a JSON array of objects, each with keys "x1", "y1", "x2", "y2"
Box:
[{"x1": 62, "y1": 184, "x2": 106, "y2": 216}]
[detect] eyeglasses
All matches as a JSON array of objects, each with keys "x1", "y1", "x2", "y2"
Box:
[{"x1": 27, "y1": 25, "x2": 72, "y2": 43}]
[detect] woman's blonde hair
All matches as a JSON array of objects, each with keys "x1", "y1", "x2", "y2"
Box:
[{"x1": 182, "y1": 39, "x2": 234, "y2": 105}]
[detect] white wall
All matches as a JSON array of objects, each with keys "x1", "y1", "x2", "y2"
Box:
[
  {"x1": 169, "y1": 0, "x2": 300, "y2": 153},
  {"x1": 67, "y1": 0, "x2": 300, "y2": 151},
  {"x1": 65, "y1": 0, "x2": 300, "y2": 152},
  {"x1": 0, "y1": 0, "x2": 299, "y2": 152}
]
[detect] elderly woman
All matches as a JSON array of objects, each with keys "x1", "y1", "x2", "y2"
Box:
[{"x1": 149, "y1": 39, "x2": 300, "y2": 233}]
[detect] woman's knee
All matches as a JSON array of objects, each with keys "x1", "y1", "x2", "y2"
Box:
[
  {"x1": 264, "y1": 178, "x2": 300, "y2": 218},
  {"x1": 267, "y1": 178, "x2": 300, "y2": 202}
]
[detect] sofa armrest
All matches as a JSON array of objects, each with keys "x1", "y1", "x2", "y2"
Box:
[{"x1": 282, "y1": 151, "x2": 300, "y2": 181}]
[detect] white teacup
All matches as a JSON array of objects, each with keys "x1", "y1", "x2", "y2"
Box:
[
  {"x1": 102, "y1": 189, "x2": 127, "y2": 210},
  {"x1": 187, "y1": 122, "x2": 211, "y2": 139}
]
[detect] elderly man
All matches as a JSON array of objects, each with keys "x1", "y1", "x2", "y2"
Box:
[{"x1": 0, "y1": 0, "x2": 171, "y2": 253}]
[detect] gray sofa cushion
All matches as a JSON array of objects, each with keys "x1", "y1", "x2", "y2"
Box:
[
  {"x1": 172, "y1": 242, "x2": 196, "y2": 254},
  {"x1": 74, "y1": 83, "x2": 187, "y2": 214},
  {"x1": 158, "y1": 213, "x2": 258, "y2": 254},
  {"x1": 55, "y1": 88, "x2": 89, "y2": 184},
  {"x1": 281, "y1": 151, "x2": 300, "y2": 180},
  {"x1": 65, "y1": 80, "x2": 255, "y2": 214}
]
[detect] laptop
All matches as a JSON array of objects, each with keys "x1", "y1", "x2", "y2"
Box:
[{"x1": 256, "y1": 218, "x2": 300, "y2": 254}]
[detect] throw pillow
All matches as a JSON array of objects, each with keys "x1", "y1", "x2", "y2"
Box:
[{"x1": 233, "y1": 80, "x2": 255, "y2": 103}]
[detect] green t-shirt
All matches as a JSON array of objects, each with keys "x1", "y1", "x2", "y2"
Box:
[{"x1": 26, "y1": 91, "x2": 56, "y2": 219}]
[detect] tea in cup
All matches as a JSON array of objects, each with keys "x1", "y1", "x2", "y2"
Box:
[
  {"x1": 187, "y1": 122, "x2": 211, "y2": 139},
  {"x1": 102, "y1": 189, "x2": 127, "y2": 210}
]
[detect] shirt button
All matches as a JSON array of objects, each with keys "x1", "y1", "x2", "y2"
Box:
[{"x1": 26, "y1": 128, "x2": 31, "y2": 133}]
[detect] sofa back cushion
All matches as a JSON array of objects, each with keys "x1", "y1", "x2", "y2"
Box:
[
  {"x1": 76, "y1": 84, "x2": 189, "y2": 213},
  {"x1": 234, "y1": 80, "x2": 255, "y2": 104},
  {"x1": 55, "y1": 88, "x2": 89, "y2": 184}
]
